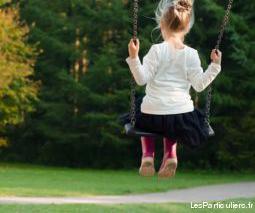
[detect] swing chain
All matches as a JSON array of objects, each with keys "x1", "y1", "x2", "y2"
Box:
[
  {"x1": 205, "y1": 0, "x2": 234, "y2": 128},
  {"x1": 133, "y1": 0, "x2": 138, "y2": 41},
  {"x1": 130, "y1": 78, "x2": 136, "y2": 127},
  {"x1": 130, "y1": 0, "x2": 139, "y2": 127},
  {"x1": 205, "y1": 86, "x2": 212, "y2": 126},
  {"x1": 215, "y1": 0, "x2": 234, "y2": 50}
]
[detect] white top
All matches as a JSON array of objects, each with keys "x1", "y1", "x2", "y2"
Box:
[{"x1": 126, "y1": 41, "x2": 221, "y2": 115}]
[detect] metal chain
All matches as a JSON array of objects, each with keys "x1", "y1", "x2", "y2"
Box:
[
  {"x1": 130, "y1": 79, "x2": 136, "y2": 127},
  {"x1": 205, "y1": 0, "x2": 234, "y2": 127},
  {"x1": 133, "y1": 0, "x2": 138, "y2": 41},
  {"x1": 130, "y1": 0, "x2": 139, "y2": 127},
  {"x1": 215, "y1": 0, "x2": 234, "y2": 50}
]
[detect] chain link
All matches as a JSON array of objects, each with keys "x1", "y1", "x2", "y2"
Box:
[
  {"x1": 130, "y1": 0, "x2": 139, "y2": 127},
  {"x1": 133, "y1": 0, "x2": 138, "y2": 41},
  {"x1": 215, "y1": 0, "x2": 234, "y2": 50},
  {"x1": 205, "y1": 0, "x2": 234, "y2": 127}
]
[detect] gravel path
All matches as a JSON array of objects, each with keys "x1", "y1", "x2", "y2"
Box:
[{"x1": 0, "y1": 182, "x2": 254, "y2": 204}]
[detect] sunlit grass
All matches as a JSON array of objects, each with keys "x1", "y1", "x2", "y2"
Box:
[
  {"x1": 0, "y1": 198, "x2": 254, "y2": 213},
  {"x1": 0, "y1": 163, "x2": 254, "y2": 197}
]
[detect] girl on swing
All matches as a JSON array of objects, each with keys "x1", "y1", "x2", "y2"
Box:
[{"x1": 126, "y1": 0, "x2": 222, "y2": 178}]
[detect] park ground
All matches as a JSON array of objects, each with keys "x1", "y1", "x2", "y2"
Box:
[{"x1": 0, "y1": 163, "x2": 254, "y2": 212}]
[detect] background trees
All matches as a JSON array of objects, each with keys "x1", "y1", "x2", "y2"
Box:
[{"x1": 1, "y1": 0, "x2": 254, "y2": 170}]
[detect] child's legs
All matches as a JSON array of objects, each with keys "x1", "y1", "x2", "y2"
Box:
[
  {"x1": 158, "y1": 138, "x2": 178, "y2": 178},
  {"x1": 141, "y1": 136, "x2": 155, "y2": 158},
  {"x1": 163, "y1": 137, "x2": 177, "y2": 158}
]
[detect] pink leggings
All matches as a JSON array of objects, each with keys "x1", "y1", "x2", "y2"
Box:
[{"x1": 141, "y1": 136, "x2": 177, "y2": 158}]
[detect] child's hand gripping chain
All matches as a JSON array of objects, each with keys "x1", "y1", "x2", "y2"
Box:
[
  {"x1": 128, "y1": 39, "x2": 140, "y2": 59},
  {"x1": 211, "y1": 49, "x2": 222, "y2": 64}
]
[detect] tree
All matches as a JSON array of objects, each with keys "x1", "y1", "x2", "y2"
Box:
[
  {"x1": 6, "y1": 0, "x2": 135, "y2": 167},
  {"x1": 0, "y1": 0, "x2": 38, "y2": 147}
]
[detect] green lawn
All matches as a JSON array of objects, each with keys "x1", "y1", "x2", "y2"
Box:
[
  {"x1": 0, "y1": 163, "x2": 255, "y2": 197},
  {"x1": 0, "y1": 198, "x2": 254, "y2": 213}
]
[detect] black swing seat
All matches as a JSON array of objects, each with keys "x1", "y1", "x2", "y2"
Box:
[
  {"x1": 124, "y1": 123, "x2": 159, "y2": 137},
  {"x1": 125, "y1": 122, "x2": 215, "y2": 137}
]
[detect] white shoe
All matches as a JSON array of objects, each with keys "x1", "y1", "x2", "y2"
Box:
[
  {"x1": 158, "y1": 158, "x2": 178, "y2": 179},
  {"x1": 139, "y1": 157, "x2": 155, "y2": 177}
]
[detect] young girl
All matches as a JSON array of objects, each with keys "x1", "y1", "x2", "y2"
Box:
[{"x1": 126, "y1": 0, "x2": 222, "y2": 178}]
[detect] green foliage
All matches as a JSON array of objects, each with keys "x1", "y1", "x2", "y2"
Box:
[{"x1": 3, "y1": 0, "x2": 135, "y2": 168}]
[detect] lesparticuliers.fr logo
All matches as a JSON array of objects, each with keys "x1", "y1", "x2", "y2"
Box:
[{"x1": 190, "y1": 201, "x2": 254, "y2": 209}]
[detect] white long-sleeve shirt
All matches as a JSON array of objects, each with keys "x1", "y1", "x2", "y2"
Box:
[{"x1": 126, "y1": 41, "x2": 221, "y2": 115}]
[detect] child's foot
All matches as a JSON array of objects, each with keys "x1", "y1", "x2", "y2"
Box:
[
  {"x1": 158, "y1": 158, "x2": 177, "y2": 179},
  {"x1": 139, "y1": 157, "x2": 155, "y2": 177}
]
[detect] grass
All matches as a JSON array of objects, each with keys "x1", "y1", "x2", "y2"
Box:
[
  {"x1": 0, "y1": 198, "x2": 254, "y2": 213},
  {"x1": 0, "y1": 163, "x2": 254, "y2": 197}
]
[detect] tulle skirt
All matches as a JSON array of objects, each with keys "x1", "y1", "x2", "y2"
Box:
[{"x1": 120, "y1": 98, "x2": 209, "y2": 148}]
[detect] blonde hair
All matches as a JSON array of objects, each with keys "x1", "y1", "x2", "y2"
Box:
[{"x1": 155, "y1": 0, "x2": 194, "y2": 33}]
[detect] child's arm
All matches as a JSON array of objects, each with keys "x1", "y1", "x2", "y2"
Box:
[
  {"x1": 187, "y1": 49, "x2": 222, "y2": 92},
  {"x1": 126, "y1": 39, "x2": 159, "y2": 86}
]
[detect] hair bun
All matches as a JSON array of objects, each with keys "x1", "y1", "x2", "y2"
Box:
[{"x1": 175, "y1": 0, "x2": 192, "y2": 13}]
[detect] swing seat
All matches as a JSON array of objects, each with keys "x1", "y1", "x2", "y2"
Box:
[
  {"x1": 124, "y1": 123, "x2": 159, "y2": 137},
  {"x1": 125, "y1": 122, "x2": 215, "y2": 138}
]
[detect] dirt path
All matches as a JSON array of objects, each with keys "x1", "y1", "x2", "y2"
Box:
[{"x1": 0, "y1": 182, "x2": 254, "y2": 204}]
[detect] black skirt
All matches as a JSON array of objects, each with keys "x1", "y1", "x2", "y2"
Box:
[{"x1": 120, "y1": 97, "x2": 209, "y2": 148}]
